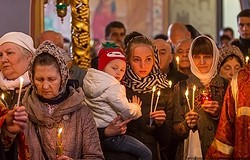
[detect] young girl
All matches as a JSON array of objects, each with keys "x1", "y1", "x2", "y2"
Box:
[{"x1": 83, "y1": 42, "x2": 152, "y2": 160}]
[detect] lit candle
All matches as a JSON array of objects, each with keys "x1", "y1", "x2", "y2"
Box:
[
  {"x1": 16, "y1": 77, "x2": 24, "y2": 107},
  {"x1": 185, "y1": 88, "x2": 192, "y2": 111},
  {"x1": 1, "y1": 93, "x2": 4, "y2": 100},
  {"x1": 153, "y1": 91, "x2": 161, "y2": 112},
  {"x1": 192, "y1": 85, "x2": 196, "y2": 110},
  {"x1": 57, "y1": 127, "x2": 63, "y2": 156},
  {"x1": 168, "y1": 80, "x2": 172, "y2": 88},
  {"x1": 246, "y1": 56, "x2": 249, "y2": 64},
  {"x1": 176, "y1": 56, "x2": 180, "y2": 71},
  {"x1": 150, "y1": 86, "x2": 156, "y2": 113}
]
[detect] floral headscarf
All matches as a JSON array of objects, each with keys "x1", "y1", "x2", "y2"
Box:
[
  {"x1": 124, "y1": 36, "x2": 170, "y2": 93},
  {"x1": 29, "y1": 40, "x2": 69, "y2": 96}
]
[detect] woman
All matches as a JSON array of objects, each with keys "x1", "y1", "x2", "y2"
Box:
[
  {"x1": 23, "y1": 41, "x2": 104, "y2": 159},
  {"x1": 218, "y1": 45, "x2": 245, "y2": 81},
  {"x1": 124, "y1": 36, "x2": 174, "y2": 160},
  {"x1": 173, "y1": 35, "x2": 228, "y2": 159},
  {"x1": 0, "y1": 32, "x2": 35, "y2": 160}
]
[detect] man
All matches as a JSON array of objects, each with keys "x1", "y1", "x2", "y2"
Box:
[
  {"x1": 174, "y1": 38, "x2": 193, "y2": 76},
  {"x1": 38, "y1": 30, "x2": 86, "y2": 87},
  {"x1": 167, "y1": 22, "x2": 191, "y2": 48},
  {"x1": 231, "y1": 9, "x2": 250, "y2": 57},
  {"x1": 153, "y1": 39, "x2": 188, "y2": 160},
  {"x1": 92, "y1": 21, "x2": 126, "y2": 69},
  {"x1": 153, "y1": 39, "x2": 188, "y2": 87},
  {"x1": 206, "y1": 64, "x2": 250, "y2": 159},
  {"x1": 105, "y1": 21, "x2": 126, "y2": 50}
]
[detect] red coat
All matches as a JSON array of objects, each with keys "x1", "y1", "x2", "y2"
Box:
[
  {"x1": 0, "y1": 103, "x2": 30, "y2": 160},
  {"x1": 206, "y1": 65, "x2": 250, "y2": 159}
]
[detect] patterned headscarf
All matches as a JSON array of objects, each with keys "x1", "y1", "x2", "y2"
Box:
[
  {"x1": 29, "y1": 40, "x2": 69, "y2": 96},
  {"x1": 217, "y1": 45, "x2": 245, "y2": 71},
  {"x1": 124, "y1": 36, "x2": 170, "y2": 93},
  {"x1": 188, "y1": 35, "x2": 219, "y2": 86}
]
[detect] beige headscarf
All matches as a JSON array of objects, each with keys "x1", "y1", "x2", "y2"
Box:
[
  {"x1": 188, "y1": 35, "x2": 219, "y2": 86},
  {"x1": 0, "y1": 32, "x2": 36, "y2": 54}
]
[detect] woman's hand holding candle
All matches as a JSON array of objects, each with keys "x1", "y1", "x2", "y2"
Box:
[
  {"x1": 185, "y1": 110, "x2": 199, "y2": 129},
  {"x1": 150, "y1": 110, "x2": 166, "y2": 127}
]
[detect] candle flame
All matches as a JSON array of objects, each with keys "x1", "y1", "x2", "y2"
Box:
[
  {"x1": 176, "y1": 56, "x2": 180, "y2": 63},
  {"x1": 185, "y1": 88, "x2": 189, "y2": 96},
  {"x1": 193, "y1": 85, "x2": 196, "y2": 91},
  {"x1": 246, "y1": 56, "x2": 249, "y2": 63},
  {"x1": 157, "y1": 91, "x2": 161, "y2": 96},
  {"x1": 58, "y1": 128, "x2": 63, "y2": 134},
  {"x1": 169, "y1": 81, "x2": 172, "y2": 88},
  {"x1": 152, "y1": 86, "x2": 156, "y2": 92},
  {"x1": 1, "y1": 93, "x2": 4, "y2": 100},
  {"x1": 20, "y1": 77, "x2": 24, "y2": 83}
]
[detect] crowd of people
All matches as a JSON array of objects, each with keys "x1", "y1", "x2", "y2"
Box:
[{"x1": 0, "y1": 8, "x2": 249, "y2": 160}]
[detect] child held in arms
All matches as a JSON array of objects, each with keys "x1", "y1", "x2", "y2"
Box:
[{"x1": 83, "y1": 42, "x2": 152, "y2": 160}]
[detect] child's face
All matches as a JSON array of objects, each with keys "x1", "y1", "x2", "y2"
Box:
[{"x1": 103, "y1": 59, "x2": 126, "y2": 81}]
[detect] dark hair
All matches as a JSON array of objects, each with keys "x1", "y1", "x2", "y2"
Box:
[
  {"x1": 154, "y1": 34, "x2": 168, "y2": 40},
  {"x1": 192, "y1": 37, "x2": 213, "y2": 55},
  {"x1": 220, "y1": 55, "x2": 243, "y2": 70},
  {"x1": 185, "y1": 24, "x2": 200, "y2": 39},
  {"x1": 222, "y1": 27, "x2": 234, "y2": 38},
  {"x1": 32, "y1": 53, "x2": 60, "y2": 77},
  {"x1": 220, "y1": 35, "x2": 231, "y2": 41},
  {"x1": 237, "y1": 9, "x2": 250, "y2": 21},
  {"x1": 124, "y1": 31, "x2": 143, "y2": 49},
  {"x1": 105, "y1": 21, "x2": 126, "y2": 38}
]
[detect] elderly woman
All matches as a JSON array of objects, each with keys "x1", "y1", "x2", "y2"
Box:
[
  {"x1": 173, "y1": 35, "x2": 228, "y2": 159},
  {"x1": 0, "y1": 32, "x2": 34, "y2": 159},
  {"x1": 23, "y1": 41, "x2": 104, "y2": 160},
  {"x1": 217, "y1": 45, "x2": 245, "y2": 81}
]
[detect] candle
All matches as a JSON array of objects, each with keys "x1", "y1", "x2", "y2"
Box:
[
  {"x1": 192, "y1": 85, "x2": 196, "y2": 110},
  {"x1": 150, "y1": 86, "x2": 156, "y2": 113},
  {"x1": 16, "y1": 77, "x2": 24, "y2": 107},
  {"x1": 57, "y1": 127, "x2": 63, "y2": 156},
  {"x1": 168, "y1": 80, "x2": 172, "y2": 88},
  {"x1": 176, "y1": 56, "x2": 180, "y2": 71},
  {"x1": 153, "y1": 91, "x2": 161, "y2": 112},
  {"x1": 1, "y1": 93, "x2": 4, "y2": 100},
  {"x1": 185, "y1": 88, "x2": 192, "y2": 111},
  {"x1": 246, "y1": 56, "x2": 249, "y2": 64}
]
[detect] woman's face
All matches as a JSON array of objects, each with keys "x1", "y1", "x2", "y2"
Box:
[
  {"x1": 192, "y1": 54, "x2": 213, "y2": 74},
  {"x1": 219, "y1": 57, "x2": 241, "y2": 80},
  {"x1": 34, "y1": 64, "x2": 61, "y2": 99},
  {"x1": 0, "y1": 43, "x2": 32, "y2": 80},
  {"x1": 129, "y1": 46, "x2": 154, "y2": 78}
]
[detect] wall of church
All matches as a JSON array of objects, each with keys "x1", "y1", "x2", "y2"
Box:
[{"x1": 0, "y1": 0, "x2": 30, "y2": 36}]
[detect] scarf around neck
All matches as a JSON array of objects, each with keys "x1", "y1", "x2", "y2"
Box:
[
  {"x1": 124, "y1": 36, "x2": 170, "y2": 93},
  {"x1": 0, "y1": 71, "x2": 30, "y2": 91},
  {"x1": 188, "y1": 35, "x2": 219, "y2": 86}
]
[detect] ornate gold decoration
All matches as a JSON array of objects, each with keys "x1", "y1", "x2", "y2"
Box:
[{"x1": 70, "y1": 0, "x2": 91, "y2": 69}]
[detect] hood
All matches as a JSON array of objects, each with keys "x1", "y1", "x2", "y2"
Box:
[{"x1": 83, "y1": 68, "x2": 120, "y2": 98}]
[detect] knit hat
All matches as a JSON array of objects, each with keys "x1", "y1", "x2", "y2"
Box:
[
  {"x1": 218, "y1": 45, "x2": 245, "y2": 71},
  {"x1": 98, "y1": 42, "x2": 126, "y2": 71},
  {"x1": 0, "y1": 32, "x2": 36, "y2": 54}
]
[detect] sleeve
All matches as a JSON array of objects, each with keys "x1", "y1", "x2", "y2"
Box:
[
  {"x1": 206, "y1": 84, "x2": 235, "y2": 158},
  {"x1": 173, "y1": 82, "x2": 190, "y2": 139},
  {"x1": 81, "y1": 106, "x2": 105, "y2": 160},
  {"x1": 106, "y1": 84, "x2": 142, "y2": 120}
]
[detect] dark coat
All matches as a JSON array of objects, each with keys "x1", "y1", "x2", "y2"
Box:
[
  {"x1": 173, "y1": 74, "x2": 228, "y2": 159},
  {"x1": 126, "y1": 87, "x2": 174, "y2": 160}
]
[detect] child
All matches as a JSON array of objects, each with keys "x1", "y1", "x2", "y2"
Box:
[{"x1": 83, "y1": 42, "x2": 152, "y2": 160}]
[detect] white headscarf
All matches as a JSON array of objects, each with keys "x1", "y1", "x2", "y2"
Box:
[
  {"x1": 0, "y1": 32, "x2": 36, "y2": 54},
  {"x1": 188, "y1": 35, "x2": 219, "y2": 86}
]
